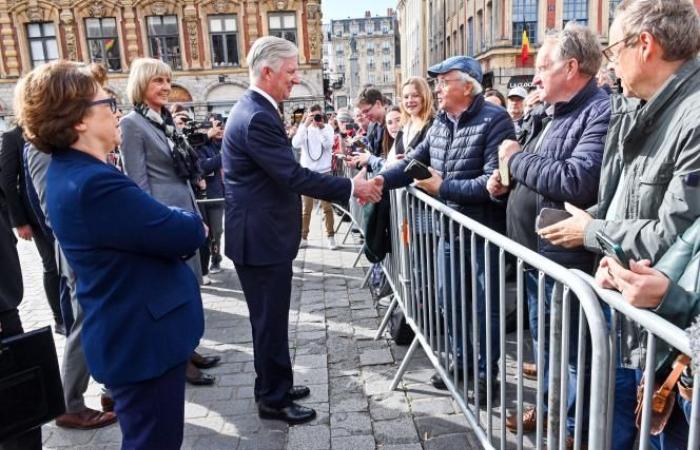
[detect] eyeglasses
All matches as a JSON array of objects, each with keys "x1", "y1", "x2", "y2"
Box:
[
  {"x1": 602, "y1": 34, "x2": 638, "y2": 63},
  {"x1": 89, "y1": 97, "x2": 118, "y2": 114},
  {"x1": 434, "y1": 78, "x2": 463, "y2": 88},
  {"x1": 359, "y1": 103, "x2": 374, "y2": 116}
]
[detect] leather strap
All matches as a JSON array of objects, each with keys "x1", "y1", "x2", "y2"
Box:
[{"x1": 652, "y1": 354, "x2": 690, "y2": 413}]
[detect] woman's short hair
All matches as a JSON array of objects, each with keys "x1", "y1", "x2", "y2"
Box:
[
  {"x1": 126, "y1": 58, "x2": 172, "y2": 105},
  {"x1": 400, "y1": 77, "x2": 435, "y2": 125},
  {"x1": 14, "y1": 60, "x2": 102, "y2": 154}
]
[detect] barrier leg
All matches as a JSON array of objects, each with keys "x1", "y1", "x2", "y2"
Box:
[
  {"x1": 341, "y1": 222, "x2": 353, "y2": 245},
  {"x1": 360, "y1": 265, "x2": 372, "y2": 288},
  {"x1": 375, "y1": 295, "x2": 398, "y2": 340},
  {"x1": 389, "y1": 336, "x2": 420, "y2": 391}
]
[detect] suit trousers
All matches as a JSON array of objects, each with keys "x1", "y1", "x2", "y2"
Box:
[
  {"x1": 31, "y1": 224, "x2": 62, "y2": 325},
  {"x1": 234, "y1": 261, "x2": 294, "y2": 408},
  {"x1": 301, "y1": 196, "x2": 335, "y2": 239},
  {"x1": 109, "y1": 363, "x2": 186, "y2": 450}
]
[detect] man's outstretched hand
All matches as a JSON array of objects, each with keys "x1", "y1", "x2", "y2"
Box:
[{"x1": 352, "y1": 169, "x2": 383, "y2": 204}]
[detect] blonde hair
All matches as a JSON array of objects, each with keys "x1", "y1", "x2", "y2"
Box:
[
  {"x1": 400, "y1": 77, "x2": 434, "y2": 126},
  {"x1": 126, "y1": 58, "x2": 172, "y2": 105}
]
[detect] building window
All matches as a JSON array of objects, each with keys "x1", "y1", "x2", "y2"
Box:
[
  {"x1": 336, "y1": 96, "x2": 348, "y2": 108},
  {"x1": 563, "y1": 0, "x2": 588, "y2": 26},
  {"x1": 147, "y1": 15, "x2": 181, "y2": 70},
  {"x1": 26, "y1": 22, "x2": 58, "y2": 67},
  {"x1": 512, "y1": 0, "x2": 538, "y2": 46},
  {"x1": 382, "y1": 57, "x2": 391, "y2": 71},
  {"x1": 368, "y1": 73, "x2": 376, "y2": 84},
  {"x1": 367, "y1": 20, "x2": 374, "y2": 34},
  {"x1": 467, "y1": 18, "x2": 474, "y2": 56},
  {"x1": 609, "y1": 0, "x2": 622, "y2": 27},
  {"x1": 366, "y1": 42, "x2": 374, "y2": 55},
  {"x1": 209, "y1": 15, "x2": 239, "y2": 67},
  {"x1": 335, "y1": 43, "x2": 344, "y2": 55},
  {"x1": 476, "y1": 11, "x2": 483, "y2": 52},
  {"x1": 367, "y1": 57, "x2": 375, "y2": 71},
  {"x1": 359, "y1": 21, "x2": 365, "y2": 33},
  {"x1": 374, "y1": 20, "x2": 381, "y2": 32},
  {"x1": 382, "y1": 42, "x2": 391, "y2": 54},
  {"x1": 85, "y1": 18, "x2": 121, "y2": 71},
  {"x1": 269, "y1": 12, "x2": 296, "y2": 44},
  {"x1": 337, "y1": 64, "x2": 345, "y2": 73},
  {"x1": 343, "y1": 22, "x2": 350, "y2": 33}
]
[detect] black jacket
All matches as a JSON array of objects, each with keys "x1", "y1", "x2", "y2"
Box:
[
  {"x1": 0, "y1": 126, "x2": 34, "y2": 228},
  {"x1": 0, "y1": 211, "x2": 22, "y2": 312}
]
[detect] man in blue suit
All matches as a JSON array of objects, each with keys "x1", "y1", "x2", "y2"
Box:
[{"x1": 223, "y1": 36, "x2": 383, "y2": 424}]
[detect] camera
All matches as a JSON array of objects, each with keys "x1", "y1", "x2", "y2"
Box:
[
  {"x1": 313, "y1": 113, "x2": 323, "y2": 122},
  {"x1": 181, "y1": 120, "x2": 212, "y2": 148}
]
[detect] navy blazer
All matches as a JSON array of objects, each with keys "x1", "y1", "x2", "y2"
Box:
[
  {"x1": 46, "y1": 149, "x2": 206, "y2": 387},
  {"x1": 223, "y1": 90, "x2": 351, "y2": 266}
]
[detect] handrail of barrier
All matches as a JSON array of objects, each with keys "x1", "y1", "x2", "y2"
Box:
[{"x1": 573, "y1": 270, "x2": 699, "y2": 450}]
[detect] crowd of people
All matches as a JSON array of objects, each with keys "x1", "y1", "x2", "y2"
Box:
[{"x1": 0, "y1": 0, "x2": 698, "y2": 448}]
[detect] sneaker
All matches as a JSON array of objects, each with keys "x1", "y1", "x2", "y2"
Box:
[
  {"x1": 327, "y1": 237, "x2": 338, "y2": 250},
  {"x1": 300, "y1": 239, "x2": 308, "y2": 248},
  {"x1": 209, "y1": 263, "x2": 221, "y2": 274},
  {"x1": 202, "y1": 275, "x2": 211, "y2": 286}
]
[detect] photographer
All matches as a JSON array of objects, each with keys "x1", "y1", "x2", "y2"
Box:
[
  {"x1": 195, "y1": 115, "x2": 225, "y2": 278},
  {"x1": 291, "y1": 104, "x2": 337, "y2": 250}
]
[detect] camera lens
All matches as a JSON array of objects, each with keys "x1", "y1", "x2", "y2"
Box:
[{"x1": 313, "y1": 114, "x2": 323, "y2": 122}]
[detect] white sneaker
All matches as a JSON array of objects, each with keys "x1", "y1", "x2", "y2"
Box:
[
  {"x1": 202, "y1": 275, "x2": 211, "y2": 285},
  {"x1": 300, "y1": 239, "x2": 308, "y2": 248},
  {"x1": 327, "y1": 237, "x2": 338, "y2": 250}
]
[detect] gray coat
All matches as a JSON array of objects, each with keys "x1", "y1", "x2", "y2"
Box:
[
  {"x1": 120, "y1": 110, "x2": 202, "y2": 281},
  {"x1": 583, "y1": 57, "x2": 700, "y2": 368},
  {"x1": 120, "y1": 111, "x2": 199, "y2": 213}
]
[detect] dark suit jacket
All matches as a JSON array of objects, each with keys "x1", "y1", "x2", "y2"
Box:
[
  {"x1": 222, "y1": 90, "x2": 352, "y2": 266},
  {"x1": 46, "y1": 148, "x2": 206, "y2": 387},
  {"x1": 0, "y1": 126, "x2": 33, "y2": 228},
  {"x1": 0, "y1": 211, "x2": 22, "y2": 313}
]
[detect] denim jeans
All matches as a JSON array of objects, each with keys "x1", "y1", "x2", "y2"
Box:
[
  {"x1": 612, "y1": 368, "x2": 690, "y2": 450},
  {"x1": 526, "y1": 271, "x2": 589, "y2": 435},
  {"x1": 436, "y1": 234, "x2": 500, "y2": 377}
]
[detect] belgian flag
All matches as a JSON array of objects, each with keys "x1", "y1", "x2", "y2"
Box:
[{"x1": 521, "y1": 28, "x2": 530, "y2": 64}]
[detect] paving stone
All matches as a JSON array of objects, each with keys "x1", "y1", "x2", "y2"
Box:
[
  {"x1": 359, "y1": 348, "x2": 394, "y2": 366},
  {"x1": 192, "y1": 434, "x2": 241, "y2": 450},
  {"x1": 373, "y1": 416, "x2": 420, "y2": 445},
  {"x1": 330, "y1": 391, "x2": 369, "y2": 413},
  {"x1": 414, "y1": 414, "x2": 469, "y2": 439},
  {"x1": 287, "y1": 424, "x2": 330, "y2": 450},
  {"x1": 236, "y1": 430, "x2": 287, "y2": 449},
  {"x1": 423, "y1": 432, "x2": 473, "y2": 450},
  {"x1": 410, "y1": 397, "x2": 458, "y2": 416},
  {"x1": 330, "y1": 411, "x2": 373, "y2": 437},
  {"x1": 331, "y1": 434, "x2": 376, "y2": 450},
  {"x1": 369, "y1": 392, "x2": 411, "y2": 421},
  {"x1": 379, "y1": 444, "x2": 424, "y2": 450}
]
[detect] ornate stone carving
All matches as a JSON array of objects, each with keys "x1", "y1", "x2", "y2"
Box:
[
  {"x1": 151, "y1": 1, "x2": 167, "y2": 16},
  {"x1": 306, "y1": 1, "x2": 322, "y2": 62},
  {"x1": 27, "y1": 5, "x2": 42, "y2": 21},
  {"x1": 213, "y1": 0, "x2": 228, "y2": 14},
  {"x1": 88, "y1": 0, "x2": 106, "y2": 17},
  {"x1": 60, "y1": 8, "x2": 78, "y2": 61},
  {"x1": 183, "y1": 4, "x2": 199, "y2": 62},
  {"x1": 265, "y1": 0, "x2": 296, "y2": 11}
]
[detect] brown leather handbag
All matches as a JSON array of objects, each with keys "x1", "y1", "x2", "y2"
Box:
[{"x1": 634, "y1": 354, "x2": 690, "y2": 435}]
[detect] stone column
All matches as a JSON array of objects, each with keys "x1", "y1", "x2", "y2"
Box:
[
  {"x1": 121, "y1": 0, "x2": 140, "y2": 66},
  {"x1": 0, "y1": 0, "x2": 19, "y2": 76}
]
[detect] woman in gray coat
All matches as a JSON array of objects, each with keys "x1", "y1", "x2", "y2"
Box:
[{"x1": 120, "y1": 57, "x2": 220, "y2": 386}]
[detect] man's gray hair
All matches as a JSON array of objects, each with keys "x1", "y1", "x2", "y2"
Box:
[
  {"x1": 454, "y1": 70, "x2": 483, "y2": 96},
  {"x1": 247, "y1": 36, "x2": 299, "y2": 82},
  {"x1": 545, "y1": 22, "x2": 602, "y2": 77},
  {"x1": 615, "y1": 0, "x2": 700, "y2": 61}
]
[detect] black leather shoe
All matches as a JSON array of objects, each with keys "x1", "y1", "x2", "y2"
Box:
[
  {"x1": 430, "y1": 364, "x2": 468, "y2": 391},
  {"x1": 258, "y1": 402, "x2": 316, "y2": 424},
  {"x1": 54, "y1": 322, "x2": 66, "y2": 336},
  {"x1": 186, "y1": 373, "x2": 216, "y2": 386},
  {"x1": 288, "y1": 385, "x2": 310, "y2": 401},
  {"x1": 191, "y1": 352, "x2": 221, "y2": 370}
]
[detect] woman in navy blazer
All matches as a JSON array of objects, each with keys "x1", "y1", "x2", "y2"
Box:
[{"x1": 14, "y1": 61, "x2": 206, "y2": 449}]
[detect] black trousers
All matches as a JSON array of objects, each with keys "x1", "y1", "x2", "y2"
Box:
[
  {"x1": 198, "y1": 204, "x2": 224, "y2": 275},
  {"x1": 31, "y1": 225, "x2": 62, "y2": 325},
  {"x1": 234, "y1": 261, "x2": 294, "y2": 408},
  {"x1": 0, "y1": 309, "x2": 42, "y2": 450}
]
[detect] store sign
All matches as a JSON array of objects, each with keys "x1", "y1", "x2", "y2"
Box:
[{"x1": 507, "y1": 75, "x2": 534, "y2": 90}]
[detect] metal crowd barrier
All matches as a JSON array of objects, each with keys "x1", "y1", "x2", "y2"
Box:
[{"x1": 574, "y1": 271, "x2": 700, "y2": 450}]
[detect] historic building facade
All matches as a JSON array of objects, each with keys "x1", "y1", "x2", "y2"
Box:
[
  {"x1": 0, "y1": 0, "x2": 325, "y2": 122},
  {"x1": 325, "y1": 10, "x2": 399, "y2": 111}
]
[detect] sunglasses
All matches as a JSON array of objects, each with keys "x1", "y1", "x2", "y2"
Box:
[{"x1": 89, "y1": 97, "x2": 118, "y2": 114}]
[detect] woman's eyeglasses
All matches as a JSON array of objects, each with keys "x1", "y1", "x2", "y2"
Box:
[{"x1": 89, "y1": 97, "x2": 118, "y2": 114}]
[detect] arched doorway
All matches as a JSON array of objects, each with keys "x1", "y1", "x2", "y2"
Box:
[{"x1": 169, "y1": 85, "x2": 193, "y2": 103}]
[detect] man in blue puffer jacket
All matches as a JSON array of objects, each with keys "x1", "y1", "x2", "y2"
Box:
[
  {"x1": 376, "y1": 56, "x2": 515, "y2": 400},
  {"x1": 487, "y1": 23, "x2": 610, "y2": 445}
]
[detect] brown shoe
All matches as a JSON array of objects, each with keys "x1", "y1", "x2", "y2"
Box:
[
  {"x1": 100, "y1": 394, "x2": 115, "y2": 412},
  {"x1": 523, "y1": 362, "x2": 537, "y2": 380},
  {"x1": 505, "y1": 406, "x2": 540, "y2": 433},
  {"x1": 56, "y1": 408, "x2": 117, "y2": 430}
]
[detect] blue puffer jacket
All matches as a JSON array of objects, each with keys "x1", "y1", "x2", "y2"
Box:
[
  {"x1": 508, "y1": 78, "x2": 611, "y2": 268},
  {"x1": 381, "y1": 94, "x2": 515, "y2": 227}
]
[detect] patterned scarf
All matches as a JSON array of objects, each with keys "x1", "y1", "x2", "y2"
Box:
[{"x1": 134, "y1": 103, "x2": 200, "y2": 183}]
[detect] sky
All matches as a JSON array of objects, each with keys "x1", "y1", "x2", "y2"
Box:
[{"x1": 322, "y1": 0, "x2": 398, "y2": 22}]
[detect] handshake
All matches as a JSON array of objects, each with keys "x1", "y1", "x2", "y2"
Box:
[{"x1": 352, "y1": 168, "x2": 384, "y2": 204}]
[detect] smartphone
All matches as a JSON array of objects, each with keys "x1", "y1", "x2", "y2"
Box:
[
  {"x1": 348, "y1": 135, "x2": 368, "y2": 151},
  {"x1": 535, "y1": 208, "x2": 572, "y2": 231},
  {"x1": 499, "y1": 156, "x2": 510, "y2": 187},
  {"x1": 596, "y1": 230, "x2": 629, "y2": 269},
  {"x1": 335, "y1": 154, "x2": 347, "y2": 160},
  {"x1": 404, "y1": 159, "x2": 432, "y2": 180}
]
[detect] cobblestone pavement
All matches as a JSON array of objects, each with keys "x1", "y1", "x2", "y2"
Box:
[{"x1": 15, "y1": 211, "x2": 489, "y2": 450}]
